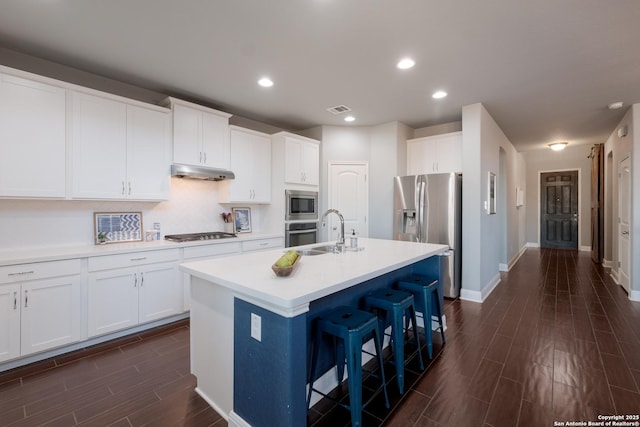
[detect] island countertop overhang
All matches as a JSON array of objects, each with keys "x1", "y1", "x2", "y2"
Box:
[{"x1": 180, "y1": 238, "x2": 448, "y2": 317}]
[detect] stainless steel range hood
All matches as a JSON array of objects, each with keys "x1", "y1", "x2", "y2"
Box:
[{"x1": 171, "y1": 164, "x2": 235, "y2": 181}]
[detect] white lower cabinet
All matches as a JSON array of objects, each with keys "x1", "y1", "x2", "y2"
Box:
[
  {"x1": 0, "y1": 260, "x2": 82, "y2": 363},
  {"x1": 87, "y1": 250, "x2": 182, "y2": 338}
]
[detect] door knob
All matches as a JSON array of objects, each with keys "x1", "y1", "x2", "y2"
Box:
[{"x1": 622, "y1": 231, "x2": 629, "y2": 235}]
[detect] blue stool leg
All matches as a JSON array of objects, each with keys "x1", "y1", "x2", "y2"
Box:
[
  {"x1": 408, "y1": 306, "x2": 424, "y2": 370},
  {"x1": 434, "y1": 290, "x2": 446, "y2": 344},
  {"x1": 425, "y1": 293, "x2": 434, "y2": 359},
  {"x1": 307, "y1": 330, "x2": 320, "y2": 408},
  {"x1": 345, "y1": 334, "x2": 363, "y2": 427},
  {"x1": 390, "y1": 307, "x2": 405, "y2": 393},
  {"x1": 372, "y1": 323, "x2": 390, "y2": 409},
  {"x1": 335, "y1": 336, "x2": 346, "y2": 383}
]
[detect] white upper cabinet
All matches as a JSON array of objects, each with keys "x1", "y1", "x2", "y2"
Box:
[
  {"x1": 126, "y1": 105, "x2": 172, "y2": 200},
  {"x1": 0, "y1": 73, "x2": 66, "y2": 198},
  {"x1": 71, "y1": 92, "x2": 171, "y2": 200},
  {"x1": 281, "y1": 134, "x2": 320, "y2": 186},
  {"x1": 168, "y1": 98, "x2": 232, "y2": 170},
  {"x1": 406, "y1": 131, "x2": 462, "y2": 175},
  {"x1": 219, "y1": 126, "x2": 271, "y2": 204}
]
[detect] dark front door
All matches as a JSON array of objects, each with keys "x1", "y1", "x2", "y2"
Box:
[{"x1": 540, "y1": 171, "x2": 579, "y2": 249}]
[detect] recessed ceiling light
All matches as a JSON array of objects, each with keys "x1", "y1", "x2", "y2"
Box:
[
  {"x1": 344, "y1": 116, "x2": 355, "y2": 122},
  {"x1": 397, "y1": 58, "x2": 415, "y2": 70},
  {"x1": 608, "y1": 101, "x2": 624, "y2": 110},
  {"x1": 432, "y1": 90, "x2": 447, "y2": 99},
  {"x1": 548, "y1": 142, "x2": 568, "y2": 151},
  {"x1": 258, "y1": 77, "x2": 273, "y2": 88}
]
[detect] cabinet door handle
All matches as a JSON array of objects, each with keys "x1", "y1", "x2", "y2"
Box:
[
  {"x1": 24, "y1": 290, "x2": 28, "y2": 308},
  {"x1": 128, "y1": 181, "x2": 132, "y2": 196},
  {"x1": 134, "y1": 273, "x2": 138, "y2": 288},
  {"x1": 203, "y1": 152, "x2": 207, "y2": 164},
  {"x1": 140, "y1": 272, "x2": 144, "y2": 287},
  {"x1": 122, "y1": 181, "x2": 125, "y2": 195},
  {"x1": 200, "y1": 152, "x2": 203, "y2": 163},
  {"x1": 13, "y1": 291, "x2": 17, "y2": 310}
]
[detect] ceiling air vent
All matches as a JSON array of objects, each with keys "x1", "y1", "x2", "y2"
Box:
[{"x1": 326, "y1": 105, "x2": 352, "y2": 115}]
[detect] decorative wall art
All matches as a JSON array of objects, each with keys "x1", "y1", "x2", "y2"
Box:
[
  {"x1": 232, "y1": 207, "x2": 252, "y2": 233},
  {"x1": 488, "y1": 172, "x2": 497, "y2": 214},
  {"x1": 94, "y1": 212, "x2": 143, "y2": 244}
]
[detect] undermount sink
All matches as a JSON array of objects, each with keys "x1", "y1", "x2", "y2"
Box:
[{"x1": 296, "y1": 244, "x2": 343, "y2": 256}]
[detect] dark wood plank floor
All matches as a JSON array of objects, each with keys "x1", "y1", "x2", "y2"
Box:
[{"x1": 1, "y1": 248, "x2": 639, "y2": 427}]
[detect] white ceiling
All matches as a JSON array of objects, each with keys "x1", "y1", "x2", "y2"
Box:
[{"x1": 1, "y1": 0, "x2": 638, "y2": 151}]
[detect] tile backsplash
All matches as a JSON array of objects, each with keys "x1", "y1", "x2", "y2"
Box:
[{"x1": 0, "y1": 177, "x2": 269, "y2": 250}]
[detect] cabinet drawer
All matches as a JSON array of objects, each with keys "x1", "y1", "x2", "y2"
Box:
[
  {"x1": 183, "y1": 242, "x2": 241, "y2": 260},
  {"x1": 242, "y1": 238, "x2": 284, "y2": 252},
  {"x1": 0, "y1": 259, "x2": 81, "y2": 284},
  {"x1": 88, "y1": 249, "x2": 180, "y2": 272}
]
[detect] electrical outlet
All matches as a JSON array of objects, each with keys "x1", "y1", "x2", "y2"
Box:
[{"x1": 251, "y1": 313, "x2": 262, "y2": 342}]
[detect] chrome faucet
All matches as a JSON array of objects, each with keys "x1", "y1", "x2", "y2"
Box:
[{"x1": 321, "y1": 209, "x2": 345, "y2": 250}]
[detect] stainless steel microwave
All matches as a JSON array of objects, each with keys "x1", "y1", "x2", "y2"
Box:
[{"x1": 285, "y1": 190, "x2": 318, "y2": 221}]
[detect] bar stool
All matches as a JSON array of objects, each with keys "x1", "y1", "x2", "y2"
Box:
[
  {"x1": 397, "y1": 275, "x2": 446, "y2": 359},
  {"x1": 307, "y1": 306, "x2": 390, "y2": 427},
  {"x1": 363, "y1": 288, "x2": 424, "y2": 394}
]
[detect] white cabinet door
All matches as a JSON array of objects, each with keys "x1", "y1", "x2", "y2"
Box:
[
  {"x1": 172, "y1": 103, "x2": 202, "y2": 166},
  {"x1": 284, "y1": 137, "x2": 319, "y2": 186},
  {"x1": 284, "y1": 137, "x2": 304, "y2": 184},
  {"x1": 0, "y1": 74, "x2": 66, "y2": 198},
  {"x1": 407, "y1": 132, "x2": 462, "y2": 175},
  {"x1": 225, "y1": 127, "x2": 271, "y2": 203},
  {"x1": 0, "y1": 283, "x2": 20, "y2": 363},
  {"x1": 434, "y1": 132, "x2": 462, "y2": 173},
  {"x1": 20, "y1": 276, "x2": 82, "y2": 356},
  {"x1": 171, "y1": 101, "x2": 231, "y2": 168},
  {"x1": 71, "y1": 92, "x2": 127, "y2": 199},
  {"x1": 87, "y1": 269, "x2": 139, "y2": 337},
  {"x1": 138, "y1": 263, "x2": 182, "y2": 324},
  {"x1": 126, "y1": 105, "x2": 171, "y2": 200},
  {"x1": 302, "y1": 141, "x2": 320, "y2": 186},
  {"x1": 201, "y1": 110, "x2": 230, "y2": 170}
]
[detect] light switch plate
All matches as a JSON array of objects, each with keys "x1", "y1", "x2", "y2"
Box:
[{"x1": 251, "y1": 313, "x2": 262, "y2": 342}]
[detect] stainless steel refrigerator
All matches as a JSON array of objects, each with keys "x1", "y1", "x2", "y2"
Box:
[{"x1": 393, "y1": 173, "x2": 462, "y2": 298}]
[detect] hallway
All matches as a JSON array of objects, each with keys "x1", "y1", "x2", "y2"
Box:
[{"x1": 384, "y1": 247, "x2": 640, "y2": 426}]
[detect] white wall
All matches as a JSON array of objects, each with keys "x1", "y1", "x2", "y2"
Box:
[
  {"x1": 523, "y1": 144, "x2": 593, "y2": 249},
  {"x1": 0, "y1": 178, "x2": 269, "y2": 251},
  {"x1": 461, "y1": 103, "x2": 526, "y2": 302}
]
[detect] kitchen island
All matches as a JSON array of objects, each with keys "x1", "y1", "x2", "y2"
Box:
[{"x1": 180, "y1": 238, "x2": 447, "y2": 427}]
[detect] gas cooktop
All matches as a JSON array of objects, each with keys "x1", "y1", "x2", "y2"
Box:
[{"x1": 164, "y1": 232, "x2": 237, "y2": 242}]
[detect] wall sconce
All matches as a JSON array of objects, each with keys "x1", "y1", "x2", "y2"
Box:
[{"x1": 548, "y1": 142, "x2": 568, "y2": 151}]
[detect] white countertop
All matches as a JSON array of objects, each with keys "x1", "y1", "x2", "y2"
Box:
[
  {"x1": 180, "y1": 238, "x2": 448, "y2": 317},
  {"x1": 0, "y1": 233, "x2": 283, "y2": 266}
]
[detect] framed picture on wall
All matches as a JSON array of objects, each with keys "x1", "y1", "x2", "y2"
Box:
[
  {"x1": 94, "y1": 212, "x2": 143, "y2": 244},
  {"x1": 232, "y1": 207, "x2": 252, "y2": 233},
  {"x1": 488, "y1": 172, "x2": 497, "y2": 214}
]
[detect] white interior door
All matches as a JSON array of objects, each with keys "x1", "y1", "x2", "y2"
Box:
[
  {"x1": 327, "y1": 162, "x2": 368, "y2": 242},
  {"x1": 618, "y1": 156, "x2": 631, "y2": 293}
]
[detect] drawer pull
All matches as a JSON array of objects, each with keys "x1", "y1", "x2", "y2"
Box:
[
  {"x1": 259, "y1": 242, "x2": 269, "y2": 246},
  {"x1": 13, "y1": 291, "x2": 17, "y2": 310},
  {"x1": 140, "y1": 272, "x2": 144, "y2": 287},
  {"x1": 8, "y1": 270, "x2": 34, "y2": 277},
  {"x1": 24, "y1": 290, "x2": 28, "y2": 308},
  {"x1": 130, "y1": 257, "x2": 147, "y2": 261}
]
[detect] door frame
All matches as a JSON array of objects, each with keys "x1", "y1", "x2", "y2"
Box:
[
  {"x1": 617, "y1": 154, "x2": 631, "y2": 294},
  {"x1": 326, "y1": 161, "x2": 369, "y2": 241},
  {"x1": 537, "y1": 168, "x2": 583, "y2": 250}
]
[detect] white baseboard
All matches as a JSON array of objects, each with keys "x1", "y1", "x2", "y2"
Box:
[
  {"x1": 580, "y1": 245, "x2": 591, "y2": 252},
  {"x1": 630, "y1": 290, "x2": 640, "y2": 302},
  {"x1": 526, "y1": 242, "x2": 540, "y2": 248},
  {"x1": 498, "y1": 263, "x2": 509, "y2": 272},
  {"x1": 460, "y1": 273, "x2": 501, "y2": 303},
  {"x1": 195, "y1": 387, "x2": 229, "y2": 421},
  {"x1": 610, "y1": 270, "x2": 620, "y2": 285},
  {"x1": 603, "y1": 258, "x2": 613, "y2": 268},
  {"x1": 228, "y1": 411, "x2": 252, "y2": 427},
  {"x1": 500, "y1": 244, "x2": 527, "y2": 272}
]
